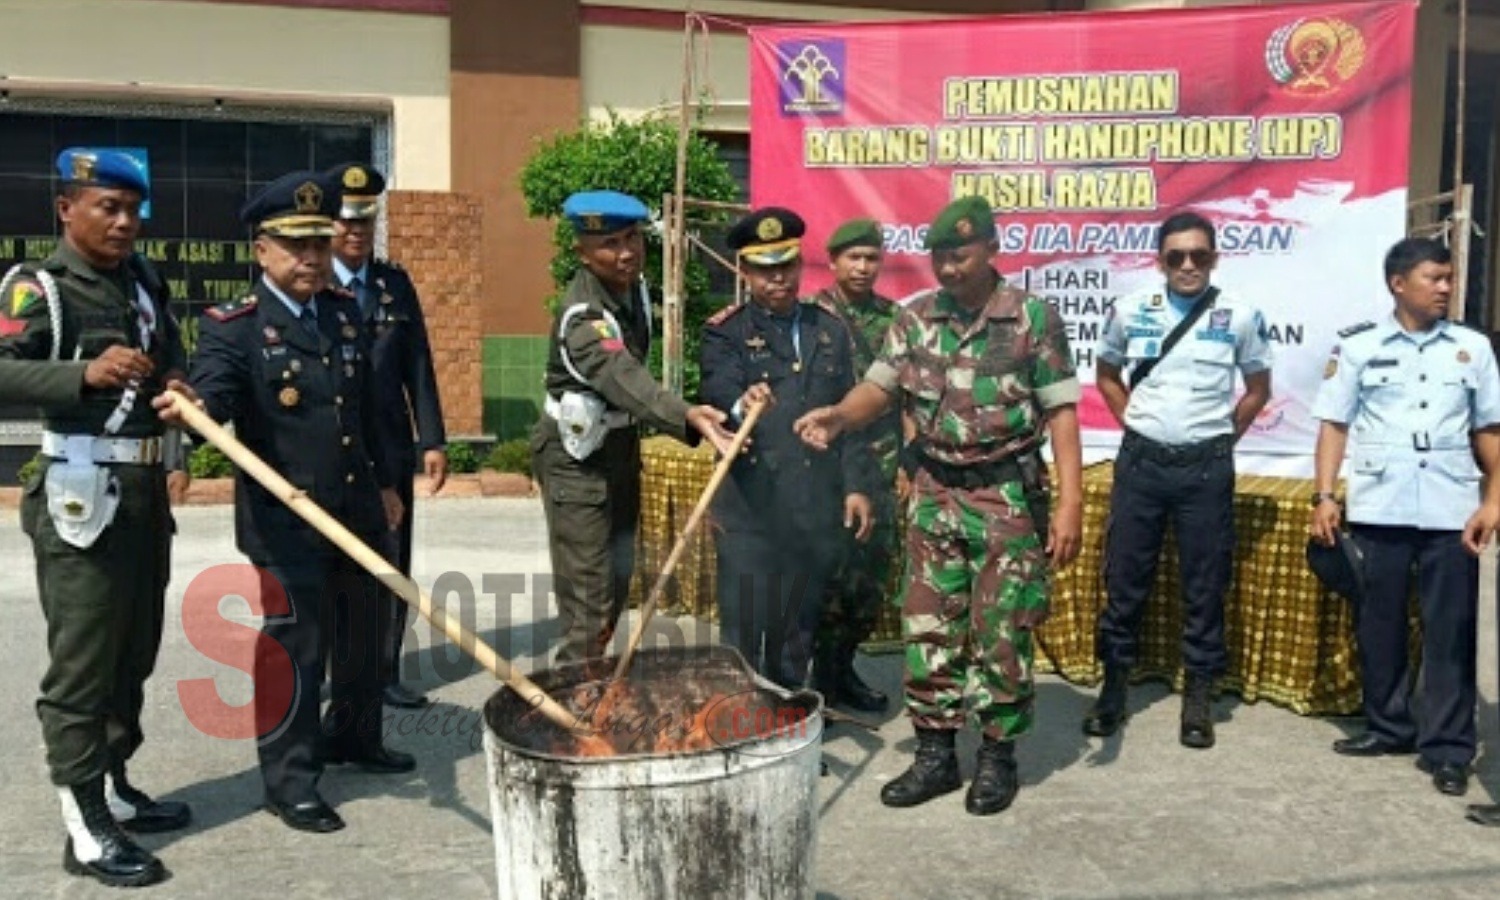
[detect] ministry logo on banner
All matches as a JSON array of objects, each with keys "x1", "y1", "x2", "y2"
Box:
[{"x1": 779, "y1": 39, "x2": 846, "y2": 115}]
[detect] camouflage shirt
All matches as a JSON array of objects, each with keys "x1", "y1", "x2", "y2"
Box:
[
  {"x1": 810, "y1": 288, "x2": 901, "y2": 477},
  {"x1": 865, "y1": 272, "x2": 1079, "y2": 466}
]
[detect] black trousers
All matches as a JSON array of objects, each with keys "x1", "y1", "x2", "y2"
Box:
[
  {"x1": 255, "y1": 552, "x2": 385, "y2": 805},
  {"x1": 715, "y1": 527, "x2": 834, "y2": 687},
  {"x1": 1348, "y1": 525, "x2": 1477, "y2": 766},
  {"x1": 379, "y1": 451, "x2": 416, "y2": 686},
  {"x1": 1099, "y1": 436, "x2": 1234, "y2": 677}
]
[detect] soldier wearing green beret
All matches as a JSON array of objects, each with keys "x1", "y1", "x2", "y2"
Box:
[
  {"x1": 795, "y1": 196, "x2": 1083, "y2": 816},
  {"x1": 807, "y1": 217, "x2": 900, "y2": 713}
]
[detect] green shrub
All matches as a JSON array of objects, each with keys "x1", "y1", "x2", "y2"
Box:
[
  {"x1": 483, "y1": 438, "x2": 532, "y2": 475},
  {"x1": 16, "y1": 452, "x2": 41, "y2": 484},
  {"x1": 519, "y1": 111, "x2": 741, "y2": 396},
  {"x1": 188, "y1": 443, "x2": 234, "y2": 478},
  {"x1": 445, "y1": 442, "x2": 481, "y2": 475}
]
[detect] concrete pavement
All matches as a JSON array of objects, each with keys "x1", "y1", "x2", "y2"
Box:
[{"x1": 2, "y1": 497, "x2": 1500, "y2": 898}]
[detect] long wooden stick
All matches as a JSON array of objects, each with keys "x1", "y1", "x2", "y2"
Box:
[
  {"x1": 164, "y1": 390, "x2": 587, "y2": 734},
  {"x1": 614, "y1": 401, "x2": 765, "y2": 680}
]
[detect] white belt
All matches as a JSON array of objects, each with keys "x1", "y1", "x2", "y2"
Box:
[
  {"x1": 544, "y1": 396, "x2": 634, "y2": 429},
  {"x1": 41, "y1": 431, "x2": 164, "y2": 465}
]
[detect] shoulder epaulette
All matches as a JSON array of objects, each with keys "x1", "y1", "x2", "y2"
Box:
[
  {"x1": 805, "y1": 294, "x2": 841, "y2": 319},
  {"x1": 1337, "y1": 321, "x2": 1376, "y2": 338},
  {"x1": 704, "y1": 302, "x2": 746, "y2": 327},
  {"x1": 374, "y1": 257, "x2": 404, "y2": 273},
  {"x1": 205, "y1": 295, "x2": 258, "y2": 322}
]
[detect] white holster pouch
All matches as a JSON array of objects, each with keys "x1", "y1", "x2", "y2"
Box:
[
  {"x1": 44, "y1": 437, "x2": 121, "y2": 549},
  {"x1": 554, "y1": 390, "x2": 609, "y2": 461}
]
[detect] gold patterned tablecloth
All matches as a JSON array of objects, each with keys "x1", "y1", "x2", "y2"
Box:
[{"x1": 632, "y1": 440, "x2": 1361, "y2": 716}]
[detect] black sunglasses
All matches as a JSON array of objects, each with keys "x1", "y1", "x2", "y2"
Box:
[{"x1": 1162, "y1": 248, "x2": 1215, "y2": 269}]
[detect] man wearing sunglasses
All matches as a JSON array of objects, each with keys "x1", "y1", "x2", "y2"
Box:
[{"x1": 1084, "y1": 210, "x2": 1273, "y2": 749}]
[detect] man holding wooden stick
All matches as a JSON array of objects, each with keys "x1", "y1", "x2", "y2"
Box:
[{"x1": 160, "y1": 170, "x2": 410, "y2": 834}]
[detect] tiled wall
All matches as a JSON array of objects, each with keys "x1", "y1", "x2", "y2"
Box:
[{"x1": 483, "y1": 335, "x2": 549, "y2": 441}]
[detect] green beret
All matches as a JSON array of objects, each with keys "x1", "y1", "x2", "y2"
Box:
[
  {"x1": 922, "y1": 196, "x2": 997, "y2": 251},
  {"x1": 826, "y1": 218, "x2": 883, "y2": 255}
]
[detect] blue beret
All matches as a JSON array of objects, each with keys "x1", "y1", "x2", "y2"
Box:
[
  {"x1": 325, "y1": 162, "x2": 386, "y2": 220},
  {"x1": 240, "y1": 170, "x2": 338, "y2": 238},
  {"x1": 727, "y1": 207, "x2": 805, "y2": 266},
  {"x1": 563, "y1": 190, "x2": 650, "y2": 235},
  {"x1": 56, "y1": 148, "x2": 150, "y2": 200}
]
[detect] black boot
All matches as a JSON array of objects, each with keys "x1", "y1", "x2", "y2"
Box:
[
  {"x1": 59, "y1": 776, "x2": 167, "y2": 887},
  {"x1": 1081, "y1": 666, "x2": 1129, "y2": 737},
  {"x1": 108, "y1": 761, "x2": 191, "y2": 833},
  {"x1": 1180, "y1": 674, "x2": 1216, "y2": 749},
  {"x1": 834, "y1": 640, "x2": 889, "y2": 713},
  {"x1": 880, "y1": 727, "x2": 962, "y2": 808},
  {"x1": 965, "y1": 738, "x2": 1019, "y2": 816}
]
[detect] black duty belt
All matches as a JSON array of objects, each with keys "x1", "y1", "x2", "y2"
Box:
[
  {"x1": 918, "y1": 451, "x2": 1028, "y2": 490},
  {"x1": 1121, "y1": 429, "x2": 1233, "y2": 466}
]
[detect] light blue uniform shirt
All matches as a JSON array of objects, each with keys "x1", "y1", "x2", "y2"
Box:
[
  {"x1": 1311, "y1": 315, "x2": 1500, "y2": 530},
  {"x1": 1097, "y1": 286, "x2": 1273, "y2": 445},
  {"x1": 262, "y1": 274, "x2": 317, "y2": 321}
]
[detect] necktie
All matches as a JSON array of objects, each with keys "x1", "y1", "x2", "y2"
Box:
[
  {"x1": 350, "y1": 276, "x2": 368, "y2": 316},
  {"x1": 301, "y1": 305, "x2": 320, "y2": 337}
]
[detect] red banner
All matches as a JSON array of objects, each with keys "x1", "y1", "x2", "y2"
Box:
[{"x1": 749, "y1": 1, "x2": 1416, "y2": 469}]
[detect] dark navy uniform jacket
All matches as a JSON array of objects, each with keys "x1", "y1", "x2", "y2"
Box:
[
  {"x1": 190, "y1": 279, "x2": 394, "y2": 562},
  {"x1": 700, "y1": 299, "x2": 875, "y2": 544},
  {"x1": 347, "y1": 259, "x2": 446, "y2": 460}
]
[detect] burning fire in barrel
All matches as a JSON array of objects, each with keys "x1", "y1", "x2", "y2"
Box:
[{"x1": 484, "y1": 646, "x2": 823, "y2": 899}]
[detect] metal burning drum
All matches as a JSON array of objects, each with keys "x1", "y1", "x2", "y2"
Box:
[{"x1": 483, "y1": 645, "x2": 822, "y2": 900}]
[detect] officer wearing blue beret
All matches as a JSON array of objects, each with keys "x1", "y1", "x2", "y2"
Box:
[
  {"x1": 534, "y1": 190, "x2": 735, "y2": 663},
  {"x1": 1311, "y1": 237, "x2": 1500, "y2": 802},
  {"x1": 325, "y1": 161, "x2": 448, "y2": 710},
  {"x1": 162, "y1": 170, "x2": 411, "y2": 834},
  {"x1": 701, "y1": 206, "x2": 875, "y2": 688},
  {"x1": 0, "y1": 148, "x2": 189, "y2": 886}
]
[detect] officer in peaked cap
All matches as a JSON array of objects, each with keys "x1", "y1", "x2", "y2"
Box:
[
  {"x1": 162, "y1": 169, "x2": 413, "y2": 835},
  {"x1": 3, "y1": 147, "x2": 188, "y2": 886},
  {"x1": 325, "y1": 161, "x2": 448, "y2": 710},
  {"x1": 534, "y1": 189, "x2": 735, "y2": 664},
  {"x1": 703, "y1": 205, "x2": 875, "y2": 690}
]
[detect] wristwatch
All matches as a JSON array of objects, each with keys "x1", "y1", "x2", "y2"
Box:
[{"x1": 1309, "y1": 491, "x2": 1339, "y2": 507}]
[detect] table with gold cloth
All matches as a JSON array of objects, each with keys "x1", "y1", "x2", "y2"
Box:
[{"x1": 631, "y1": 437, "x2": 1362, "y2": 716}]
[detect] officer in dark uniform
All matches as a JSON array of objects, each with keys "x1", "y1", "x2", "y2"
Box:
[
  {"x1": 1, "y1": 148, "x2": 189, "y2": 887},
  {"x1": 164, "y1": 170, "x2": 411, "y2": 834},
  {"x1": 700, "y1": 207, "x2": 874, "y2": 687},
  {"x1": 532, "y1": 190, "x2": 735, "y2": 663},
  {"x1": 326, "y1": 162, "x2": 447, "y2": 710}
]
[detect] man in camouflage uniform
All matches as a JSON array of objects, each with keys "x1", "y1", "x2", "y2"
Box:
[
  {"x1": 1, "y1": 149, "x2": 190, "y2": 887},
  {"x1": 796, "y1": 196, "x2": 1083, "y2": 816},
  {"x1": 532, "y1": 190, "x2": 735, "y2": 663},
  {"x1": 808, "y1": 218, "x2": 899, "y2": 712}
]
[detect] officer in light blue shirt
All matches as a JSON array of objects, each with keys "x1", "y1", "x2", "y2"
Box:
[
  {"x1": 1310, "y1": 237, "x2": 1500, "y2": 802},
  {"x1": 1082, "y1": 210, "x2": 1273, "y2": 751}
]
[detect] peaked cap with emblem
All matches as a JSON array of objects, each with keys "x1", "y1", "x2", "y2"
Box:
[
  {"x1": 1306, "y1": 530, "x2": 1366, "y2": 605},
  {"x1": 727, "y1": 207, "x2": 805, "y2": 266},
  {"x1": 826, "y1": 217, "x2": 883, "y2": 256},
  {"x1": 240, "y1": 170, "x2": 338, "y2": 238},
  {"x1": 562, "y1": 190, "x2": 650, "y2": 236},
  {"x1": 923, "y1": 196, "x2": 997, "y2": 251},
  {"x1": 56, "y1": 148, "x2": 150, "y2": 200},
  {"x1": 325, "y1": 162, "x2": 386, "y2": 220}
]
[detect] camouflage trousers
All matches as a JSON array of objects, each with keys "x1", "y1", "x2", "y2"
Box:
[
  {"x1": 816, "y1": 490, "x2": 900, "y2": 654},
  {"x1": 901, "y1": 475, "x2": 1050, "y2": 741}
]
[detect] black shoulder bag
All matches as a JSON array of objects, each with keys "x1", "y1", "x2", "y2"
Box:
[{"x1": 1127, "y1": 286, "x2": 1219, "y2": 390}]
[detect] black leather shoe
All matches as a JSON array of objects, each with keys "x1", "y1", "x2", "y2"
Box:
[
  {"x1": 836, "y1": 667, "x2": 889, "y2": 714},
  {"x1": 1466, "y1": 803, "x2": 1500, "y2": 826},
  {"x1": 880, "y1": 728, "x2": 962, "y2": 808},
  {"x1": 1332, "y1": 733, "x2": 1416, "y2": 757},
  {"x1": 964, "y1": 739, "x2": 1019, "y2": 816},
  {"x1": 1416, "y1": 757, "x2": 1469, "y2": 796},
  {"x1": 326, "y1": 744, "x2": 417, "y2": 774},
  {"x1": 1082, "y1": 666, "x2": 1128, "y2": 737},
  {"x1": 265, "y1": 796, "x2": 345, "y2": 833},
  {"x1": 383, "y1": 683, "x2": 430, "y2": 709},
  {"x1": 108, "y1": 764, "x2": 191, "y2": 833},
  {"x1": 1180, "y1": 675, "x2": 1215, "y2": 750},
  {"x1": 60, "y1": 777, "x2": 168, "y2": 887}
]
